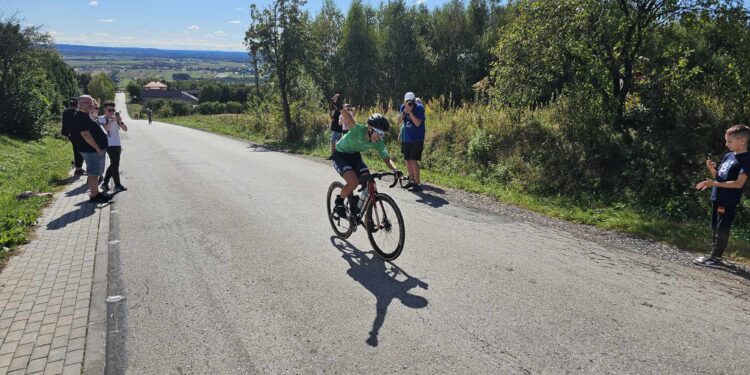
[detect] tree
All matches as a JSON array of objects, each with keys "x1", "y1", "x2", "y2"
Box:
[
  {"x1": 309, "y1": 0, "x2": 343, "y2": 98},
  {"x1": 339, "y1": 0, "x2": 380, "y2": 106},
  {"x1": 246, "y1": 0, "x2": 310, "y2": 140},
  {"x1": 126, "y1": 81, "x2": 141, "y2": 103},
  {"x1": 87, "y1": 73, "x2": 115, "y2": 102},
  {"x1": 0, "y1": 17, "x2": 57, "y2": 139},
  {"x1": 76, "y1": 73, "x2": 91, "y2": 94},
  {"x1": 379, "y1": 0, "x2": 426, "y2": 105}
]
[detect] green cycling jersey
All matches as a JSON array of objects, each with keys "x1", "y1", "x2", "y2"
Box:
[{"x1": 335, "y1": 123, "x2": 389, "y2": 159}]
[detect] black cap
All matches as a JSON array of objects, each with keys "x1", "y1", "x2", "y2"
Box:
[{"x1": 68, "y1": 97, "x2": 79, "y2": 106}]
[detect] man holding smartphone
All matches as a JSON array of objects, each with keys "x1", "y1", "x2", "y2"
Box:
[{"x1": 99, "y1": 100, "x2": 128, "y2": 192}]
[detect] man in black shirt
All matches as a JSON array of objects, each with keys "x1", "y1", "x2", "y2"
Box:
[
  {"x1": 61, "y1": 97, "x2": 85, "y2": 175},
  {"x1": 71, "y1": 95, "x2": 110, "y2": 203}
]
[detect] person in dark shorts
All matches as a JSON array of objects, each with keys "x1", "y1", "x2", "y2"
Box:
[
  {"x1": 331, "y1": 107, "x2": 401, "y2": 218},
  {"x1": 71, "y1": 95, "x2": 110, "y2": 203},
  {"x1": 694, "y1": 124, "x2": 750, "y2": 267},
  {"x1": 397, "y1": 92, "x2": 426, "y2": 191},
  {"x1": 61, "y1": 97, "x2": 86, "y2": 175}
]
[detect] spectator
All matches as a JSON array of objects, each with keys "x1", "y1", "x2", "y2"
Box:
[
  {"x1": 147, "y1": 108, "x2": 153, "y2": 124},
  {"x1": 397, "y1": 92, "x2": 426, "y2": 191},
  {"x1": 99, "y1": 100, "x2": 128, "y2": 192},
  {"x1": 61, "y1": 97, "x2": 85, "y2": 176},
  {"x1": 694, "y1": 124, "x2": 750, "y2": 267},
  {"x1": 71, "y1": 95, "x2": 110, "y2": 203},
  {"x1": 327, "y1": 94, "x2": 343, "y2": 160}
]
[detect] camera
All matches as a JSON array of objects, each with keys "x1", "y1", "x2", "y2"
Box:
[
  {"x1": 406, "y1": 99, "x2": 415, "y2": 107},
  {"x1": 115, "y1": 111, "x2": 121, "y2": 116}
]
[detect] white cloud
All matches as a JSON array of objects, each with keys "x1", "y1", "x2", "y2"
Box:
[
  {"x1": 99, "y1": 19, "x2": 114, "y2": 23},
  {"x1": 93, "y1": 33, "x2": 111, "y2": 37},
  {"x1": 120, "y1": 37, "x2": 137, "y2": 41},
  {"x1": 203, "y1": 34, "x2": 214, "y2": 38},
  {"x1": 214, "y1": 30, "x2": 226, "y2": 36},
  {"x1": 228, "y1": 20, "x2": 241, "y2": 24},
  {"x1": 187, "y1": 25, "x2": 200, "y2": 30},
  {"x1": 234, "y1": 7, "x2": 243, "y2": 11},
  {"x1": 89, "y1": 1, "x2": 98, "y2": 6},
  {"x1": 416, "y1": 0, "x2": 426, "y2": 4}
]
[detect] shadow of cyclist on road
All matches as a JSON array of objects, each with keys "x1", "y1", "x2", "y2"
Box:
[{"x1": 330, "y1": 237, "x2": 429, "y2": 347}]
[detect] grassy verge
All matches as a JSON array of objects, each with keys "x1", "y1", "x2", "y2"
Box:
[
  {"x1": 167, "y1": 114, "x2": 750, "y2": 262},
  {"x1": 0, "y1": 132, "x2": 71, "y2": 259}
]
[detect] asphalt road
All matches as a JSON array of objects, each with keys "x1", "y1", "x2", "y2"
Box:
[{"x1": 108, "y1": 93, "x2": 750, "y2": 374}]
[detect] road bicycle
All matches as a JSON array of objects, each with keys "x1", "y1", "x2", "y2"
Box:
[{"x1": 326, "y1": 172, "x2": 406, "y2": 260}]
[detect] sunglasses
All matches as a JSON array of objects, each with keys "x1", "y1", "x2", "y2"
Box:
[
  {"x1": 371, "y1": 128, "x2": 385, "y2": 137},
  {"x1": 105, "y1": 107, "x2": 115, "y2": 112}
]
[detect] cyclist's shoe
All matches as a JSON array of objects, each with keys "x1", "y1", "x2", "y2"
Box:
[
  {"x1": 693, "y1": 255, "x2": 724, "y2": 268},
  {"x1": 409, "y1": 183, "x2": 423, "y2": 192},
  {"x1": 367, "y1": 221, "x2": 379, "y2": 233},
  {"x1": 333, "y1": 197, "x2": 347, "y2": 218},
  {"x1": 402, "y1": 179, "x2": 415, "y2": 189}
]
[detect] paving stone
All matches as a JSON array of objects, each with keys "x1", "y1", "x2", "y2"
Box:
[
  {"x1": 43, "y1": 360, "x2": 63, "y2": 375},
  {"x1": 30, "y1": 345, "x2": 50, "y2": 360},
  {"x1": 26, "y1": 357, "x2": 47, "y2": 373}
]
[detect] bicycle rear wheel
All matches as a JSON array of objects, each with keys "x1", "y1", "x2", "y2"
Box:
[
  {"x1": 327, "y1": 181, "x2": 354, "y2": 239},
  {"x1": 365, "y1": 194, "x2": 405, "y2": 260}
]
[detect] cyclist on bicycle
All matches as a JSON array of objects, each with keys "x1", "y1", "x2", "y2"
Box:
[{"x1": 332, "y1": 106, "x2": 401, "y2": 218}]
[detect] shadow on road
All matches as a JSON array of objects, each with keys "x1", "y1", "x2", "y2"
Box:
[
  {"x1": 330, "y1": 236, "x2": 429, "y2": 347},
  {"x1": 411, "y1": 190, "x2": 449, "y2": 208}
]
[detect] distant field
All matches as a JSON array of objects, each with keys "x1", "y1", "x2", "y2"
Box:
[{"x1": 58, "y1": 44, "x2": 255, "y2": 86}]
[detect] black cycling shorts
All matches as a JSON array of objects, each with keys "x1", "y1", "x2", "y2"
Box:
[
  {"x1": 401, "y1": 141, "x2": 424, "y2": 161},
  {"x1": 332, "y1": 151, "x2": 369, "y2": 177}
]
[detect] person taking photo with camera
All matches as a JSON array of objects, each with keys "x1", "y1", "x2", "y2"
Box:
[{"x1": 398, "y1": 91, "x2": 426, "y2": 191}]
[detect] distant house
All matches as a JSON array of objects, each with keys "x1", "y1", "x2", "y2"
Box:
[
  {"x1": 143, "y1": 81, "x2": 168, "y2": 90},
  {"x1": 142, "y1": 81, "x2": 198, "y2": 103}
]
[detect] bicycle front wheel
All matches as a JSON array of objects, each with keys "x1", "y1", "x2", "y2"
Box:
[
  {"x1": 327, "y1": 181, "x2": 353, "y2": 239},
  {"x1": 365, "y1": 194, "x2": 405, "y2": 260}
]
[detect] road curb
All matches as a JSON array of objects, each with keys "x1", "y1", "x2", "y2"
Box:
[{"x1": 83, "y1": 201, "x2": 110, "y2": 374}]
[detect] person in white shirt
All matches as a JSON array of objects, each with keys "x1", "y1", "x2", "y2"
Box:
[
  {"x1": 99, "y1": 100, "x2": 128, "y2": 192},
  {"x1": 338, "y1": 103, "x2": 355, "y2": 134}
]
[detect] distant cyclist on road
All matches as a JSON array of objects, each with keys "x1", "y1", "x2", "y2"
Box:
[
  {"x1": 147, "y1": 108, "x2": 153, "y2": 125},
  {"x1": 332, "y1": 104, "x2": 401, "y2": 218}
]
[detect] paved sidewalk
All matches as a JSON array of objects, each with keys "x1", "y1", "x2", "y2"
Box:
[{"x1": 0, "y1": 180, "x2": 106, "y2": 375}]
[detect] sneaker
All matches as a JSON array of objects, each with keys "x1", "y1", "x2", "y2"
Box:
[
  {"x1": 402, "y1": 180, "x2": 415, "y2": 189},
  {"x1": 326, "y1": 155, "x2": 333, "y2": 160},
  {"x1": 409, "y1": 183, "x2": 423, "y2": 192},
  {"x1": 333, "y1": 197, "x2": 347, "y2": 218},
  {"x1": 114, "y1": 185, "x2": 128, "y2": 192},
  {"x1": 693, "y1": 255, "x2": 724, "y2": 268},
  {"x1": 74, "y1": 169, "x2": 86, "y2": 176},
  {"x1": 100, "y1": 182, "x2": 110, "y2": 192}
]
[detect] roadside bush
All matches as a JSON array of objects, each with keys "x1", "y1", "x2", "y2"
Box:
[
  {"x1": 225, "y1": 101, "x2": 243, "y2": 114},
  {"x1": 169, "y1": 101, "x2": 191, "y2": 116}
]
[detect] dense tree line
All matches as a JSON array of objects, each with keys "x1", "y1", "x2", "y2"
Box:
[
  {"x1": 0, "y1": 16, "x2": 79, "y2": 139},
  {"x1": 245, "y1": 0, "x2": 750, "y2": 211}
]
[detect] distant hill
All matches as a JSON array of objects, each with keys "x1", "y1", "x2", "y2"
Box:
[{"x1": 56, "y1": 44, "x2": 248, "y2": 62}]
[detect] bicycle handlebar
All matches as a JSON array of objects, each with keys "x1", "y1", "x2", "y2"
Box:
[{"x1": 367, "y1": 172, "x2": 405, "y2": 189}]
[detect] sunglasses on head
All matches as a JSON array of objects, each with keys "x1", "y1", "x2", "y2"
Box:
[{"x1": 371, "y1": 128, "x2": 385, "y2": 137}]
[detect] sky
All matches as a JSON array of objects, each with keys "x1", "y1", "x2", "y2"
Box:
[
  {"x1": 0, "y1": 0, "x2": 441, "y2": 51},
  {"x1": 2, "y1": 0, "x2": 749, "y2": 52}
]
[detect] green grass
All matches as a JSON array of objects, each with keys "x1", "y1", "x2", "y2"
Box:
[
  {"x1": 167, "y1": 114, "x2": 750, "y2": 263},
  {"x1": 0, "y1": 132, "x2": 71, "y2": 259}
]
